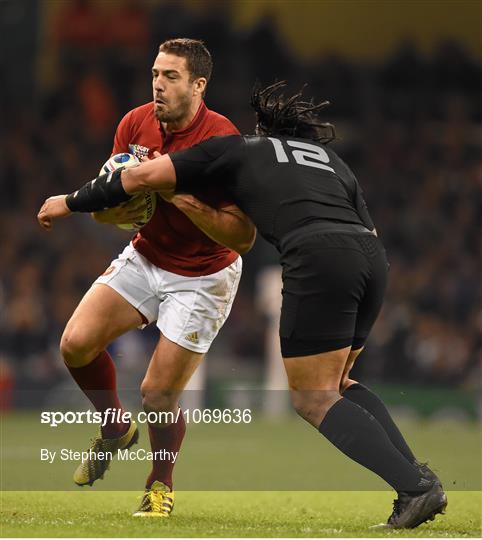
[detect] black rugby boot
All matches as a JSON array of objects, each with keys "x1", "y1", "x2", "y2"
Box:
[{"x1": 386, "y1": 482, "x2": 447, "y2": 529}]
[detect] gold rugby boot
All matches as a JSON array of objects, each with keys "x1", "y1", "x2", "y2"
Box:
[
  {"x1": 133, "y1": 481, "x2": 175, "y2": 517},
  {"x1": 73, "y1": 420, "x2": 139, "y2": 486}
]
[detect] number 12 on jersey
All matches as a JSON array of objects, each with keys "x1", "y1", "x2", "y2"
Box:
[{"x1": 268, "y1": 137, "x2": 335, "y2": 173}]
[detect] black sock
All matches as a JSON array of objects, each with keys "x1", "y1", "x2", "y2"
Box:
[
  {"x1": 343, "y1": 383, "x2": 416, "y2": 464},
  {"x1": 319, "y1": 398, "x2": 426, "y2": 493}
]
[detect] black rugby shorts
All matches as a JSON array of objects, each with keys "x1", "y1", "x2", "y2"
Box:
[{"x1": 279, "y1": 230, "x2": 389, "y2": 358}]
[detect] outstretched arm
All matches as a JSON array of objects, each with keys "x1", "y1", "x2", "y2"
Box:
[
  {"x1": 36, "y1": 155, "x2": 176, "y2": 230},
  {"x1": 37, "y1": 153, "x2": 256, "y2": 253}
]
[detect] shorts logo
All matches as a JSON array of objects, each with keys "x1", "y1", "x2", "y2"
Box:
[
  {"x1": 129, "y1": 144, "x2": 150, "y2": 160},
  {"x1": 185, "y1": 331, "x2": 199, "y2": 344}
]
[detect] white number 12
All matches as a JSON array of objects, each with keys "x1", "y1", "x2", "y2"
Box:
[{"x1": 267, "y1": 137, "x2": 335, "y2": 173}]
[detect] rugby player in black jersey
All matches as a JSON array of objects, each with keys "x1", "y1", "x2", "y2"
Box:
[{"x1": 38, "y1": 82, "x2": 447, "y2": 529}]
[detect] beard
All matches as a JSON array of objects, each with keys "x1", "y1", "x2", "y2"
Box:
[{"x1": 154, "y1": 92, "x2": 192, "y2": 124}]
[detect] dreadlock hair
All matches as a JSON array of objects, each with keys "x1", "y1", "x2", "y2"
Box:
[{"x1": 251, "y1": 81, "x2": 336, "y2": 144}]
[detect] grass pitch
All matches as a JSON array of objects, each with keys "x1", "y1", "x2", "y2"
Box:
[{"x1": 1, "y1": 490, "x2": 481, "y2": 537}]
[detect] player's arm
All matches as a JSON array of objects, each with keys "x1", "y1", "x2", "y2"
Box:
[
  {"x1": 37, "y1": 136, "x2": 251, "y2": 251},
  {"x1": 91, "y1": 195, "x2": 150, "y2": 225},
  {"x1": 169, "y1": 195, "x2": 256, "y2": 254},
  {"x1": 37, "y1": 154, "x2": 177, "y2": 230}
]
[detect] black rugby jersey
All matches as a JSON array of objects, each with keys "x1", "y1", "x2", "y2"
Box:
[{"x1": 171, "y1": 135, "x2": 375, "y2": 250}]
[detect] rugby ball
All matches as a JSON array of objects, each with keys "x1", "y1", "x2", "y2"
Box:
[
  {"x1": 98, "y1": 153, "x2": 156, "y2": 231},
  {"x1": 100, "y1": 152, "x2": 140, "y2": 174}
]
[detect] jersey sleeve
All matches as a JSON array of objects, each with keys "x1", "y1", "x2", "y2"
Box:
[
  {"x1": 112, "y1": 110, "x2": 134, "y2": 155},
  {"x1": 197, "y1": 121, "x2": 240, "y2": 207},
  {"x1": 170, "y1": 135, "x2": 241, "y2": 194}
]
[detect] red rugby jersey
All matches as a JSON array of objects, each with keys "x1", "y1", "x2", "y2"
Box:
[{"x1": 112, "y1": 101, "x2": 240, "y2": 276}]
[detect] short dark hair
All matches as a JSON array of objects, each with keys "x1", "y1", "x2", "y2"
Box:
[
  {"x1": 251, "y1": 81, "x2": 336, "y2": 143},
  {"x1": 159, "y1": 38, "x2": 213, "y2": 83}
]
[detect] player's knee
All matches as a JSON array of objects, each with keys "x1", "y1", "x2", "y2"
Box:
[
  {"x1": 340, "y1": 377, "x2": 358, "y2": 393},
  {"x1": 339, "y1": 377, "x2": 349, "y2": 393},
  {"x1": 140, "y1": 382, "x2": 178, "y2": 423},
  {"x1": 60, "y1": 328, "x2": 101, "y2": 367},
  {"x1": 290, "y1": 389, "x2": 341, "y2": 427}
]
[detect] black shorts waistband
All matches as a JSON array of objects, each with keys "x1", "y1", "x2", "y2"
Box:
[{"x1": 280, "y1": 222, "x2": 375, "y2": 252}]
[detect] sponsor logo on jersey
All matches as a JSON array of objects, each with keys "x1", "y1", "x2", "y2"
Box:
[{"x1": 129, "y1": 144, "x2": 150, "y2": 160}]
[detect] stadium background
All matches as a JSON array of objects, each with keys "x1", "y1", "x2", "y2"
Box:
[{"x1": 0, "y1": 0, "x2": 480, "y2": 420}]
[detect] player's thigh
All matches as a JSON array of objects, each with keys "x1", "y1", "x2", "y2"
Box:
[
  {"x1": 141, "y1": 336, "x2": 204, "y2": 401},
  {"x1": 283, "y1": 347, "x2": 352, "y2": 391},
  {"x1": 140, "y1": 258, "x2": 241, "y2": 410},
  {"x1": 61, "y1": 284, "x2": 144, "y2": 364},
  {"x1": 93, "y1": 243, "x2": 161, "y2": 328},
  {"x1": 61, "y1": 244, "x2": 160, "y2": 365}
]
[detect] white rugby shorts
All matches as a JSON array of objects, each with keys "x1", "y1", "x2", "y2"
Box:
[{"x1": 95, "y1": 243, "x2": 242, "y2": 353}]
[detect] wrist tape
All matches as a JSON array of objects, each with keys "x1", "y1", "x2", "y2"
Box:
[{"x1": 65, "y1": 168, "x2": 132, "y2": 212}]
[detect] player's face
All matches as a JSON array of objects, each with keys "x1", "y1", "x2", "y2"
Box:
[{"x1": 152, "y1": 52, "x2": 203, "y2": 124}]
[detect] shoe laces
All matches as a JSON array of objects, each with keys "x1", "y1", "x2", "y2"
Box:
[
  {"x1": 138, "y1": 487, "x2": 168, "y2": 514},
  {"x1": 77, "y1": 437, "x2": 102, "y2": 473},
  {"x1": 389, "y1": 492, "x2": 410, "y2": 522},
  {"x1": 152, "y1": 489, "x2": 166, "y2": 513},
  {"x1": 79, "y1": 435, "x2": 113, "y2": 477},
  {"x1": 392, "y1": 498, "x2": 402, "y2": 516},
  {"x1": 89, "y1": 437, "x2": 104, "y2": 453}
]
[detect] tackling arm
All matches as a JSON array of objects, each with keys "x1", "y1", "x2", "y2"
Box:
[
  {"x1": 124, "y1": 150, "x2": 256, "y2": 253},
  {"x1": 37, "y1": 156, "x2": 256, "y2": 253},
  {"x1": 37, "y1": 144, "x2": 257, "y2": 255},
  {"x1": 36, "y1": 155, "x2": 176, "y2": 230}
]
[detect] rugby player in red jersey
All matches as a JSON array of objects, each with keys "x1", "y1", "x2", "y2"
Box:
[{"x1": 55, "y1": 39, "x2": 255, "y2": 516}]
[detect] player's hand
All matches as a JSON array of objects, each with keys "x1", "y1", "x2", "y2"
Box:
[
  {"x1": 37, "y1": 195, "x2": 71, "y2": 230},
  {"x1": 139, "y1": 150, "x2": 162, "y2": 163},
  {"x1": 92, "y1": 196, "x2": 146, "y2": 224}
]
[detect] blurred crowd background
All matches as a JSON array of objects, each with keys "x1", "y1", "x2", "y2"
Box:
[{"x1": 0, "y1": 0, "x2": 480, "y2": 409}]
